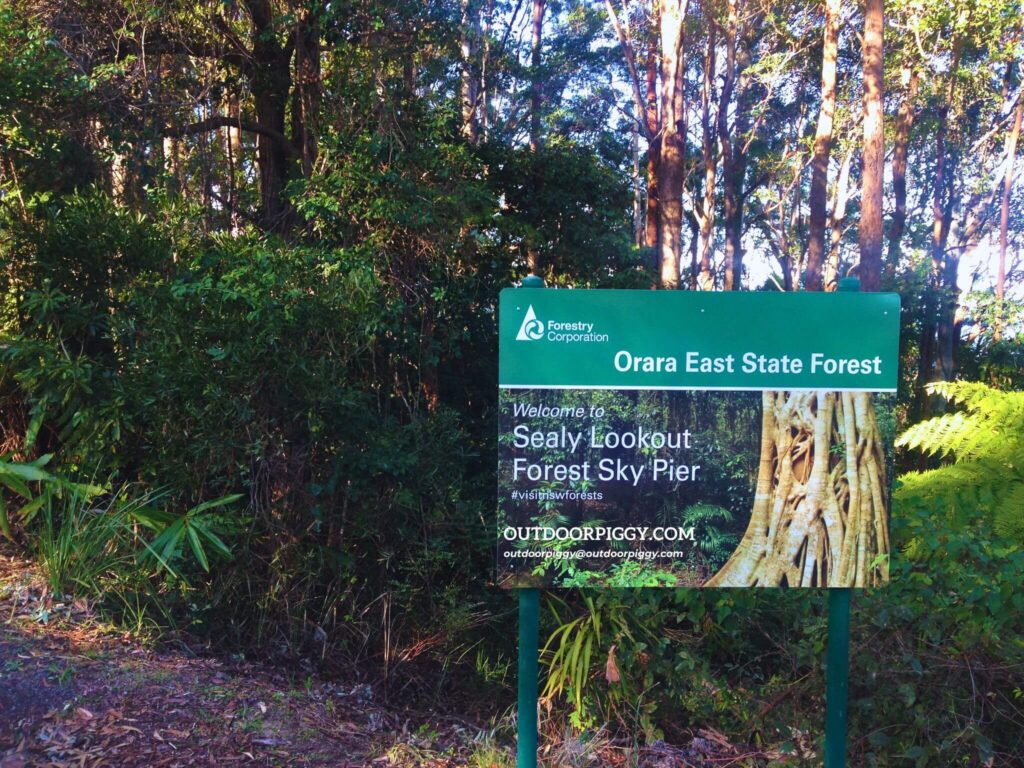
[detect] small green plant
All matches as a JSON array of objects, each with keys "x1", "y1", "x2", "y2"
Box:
[
  {"x1": 0, "y1": 453, "x2": 100, "y2": 541},
  {"x1": 32, "y1": 487, "x2": 143, "y2": 598},
  {"x1": 134, "y1": 494, "x2": 239, "y2": 576},
  {"x1": 542, "y1": 592, "x2": 658, "y2": 726},
  {"x1": 27, "y1": 484, "x2": 238, "y2": 631},
  {"x1": 474, "y1": 647, "x2": 512, "y2": 687},
  {"x1": 466, "y1": 737, "x2": 512, "y2": 768},
  {"x1": 46, "y1": 663, "x2": 75, "y2": 684}
]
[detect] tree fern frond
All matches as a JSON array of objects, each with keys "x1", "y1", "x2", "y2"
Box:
[
  {"x1": 993, "y1": 483, "x2": 1024, "y2": 541},
  {"x1": 898, "y1": 383, "x2": 1024, "y2": 543}
]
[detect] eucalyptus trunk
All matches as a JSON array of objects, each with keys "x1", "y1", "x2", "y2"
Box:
[
  {"x1": 805, "y1": 0, "x2": 840, "y2": 291},
  {"x1": 657, "y1": 0, "x2": 689, "y2": 289},
  {"x1": 858, "y1": 0, "x2": 884, "y2": 292}
]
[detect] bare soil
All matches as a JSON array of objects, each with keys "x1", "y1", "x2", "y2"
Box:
[
  {"x1": 0, "y1": 550, "x2": 779, "y2": 767},
  {"x1": 0, "y1": 550, "x2": 479, "y2": 767}
]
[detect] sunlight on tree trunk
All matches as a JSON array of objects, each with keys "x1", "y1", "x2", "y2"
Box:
[
  {"x1": 996, "y1": 93, "x2": 1023, "y2": 340},
  {"x1": 698, "y1": 23, "x2": 717, "y2": 291},
  {"x1": 657, "y1": 0, "x2": 689, "y2": 289},
  {"x1": 887, "y1": 63, "x2": 919, "y2": 271},
  {"x1": 645, "y1": 37, "x2": 660, "y2": 253},
  {"x1": 460, "y1": 0, "x2": 481, "y2": 145},
  {"x1": 825, "y1": 143, "x2": 854, "y2": 291},
  {"x1": 527, "y1": 0, "x2": 546, "y2": 274},
  {"x1": 805, "y1": 0, "x2": 840, "y2": 291},
  {"x1": 858, "y1": 0, "x2": 884, "y2": 292}
]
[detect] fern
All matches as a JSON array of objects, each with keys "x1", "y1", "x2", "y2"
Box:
[
  {"x1": 896, "y1": 382, "x2": 1024, "y2": 543},
  {"x1": 681, "y1": 503, "x2": 738, "y2": 569}
]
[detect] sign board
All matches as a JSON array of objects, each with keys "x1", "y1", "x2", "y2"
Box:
[{"x1": 497, "y1": 289, "x2": 900, "y2": 588}]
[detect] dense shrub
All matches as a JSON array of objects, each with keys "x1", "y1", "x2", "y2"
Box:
[{"x1": 1, "y1": 132, "x2": 641, "y2": 667}]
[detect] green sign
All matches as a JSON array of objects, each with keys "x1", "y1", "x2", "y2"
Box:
[
  {"x1": 500, "y1": 290, "x2": 898, "y2": 391},
  {"x1": 497, "y1": 289, "x2": 900, "y2": 589}
]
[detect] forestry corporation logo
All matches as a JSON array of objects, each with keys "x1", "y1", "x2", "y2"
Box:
[
  {"x1": 513, "y1": 305, "x2": 609, "y2": 344},
  {"x1": 516, "y1": 305, "x2": 545, "y2": 341}
]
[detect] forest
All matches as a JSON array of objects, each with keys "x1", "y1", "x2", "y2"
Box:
[{"x1": 0, "y1": 0, "x2": 1023, "y2": 764}]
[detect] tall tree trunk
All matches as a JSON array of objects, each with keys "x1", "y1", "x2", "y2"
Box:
[
  {"x1": 480, "y1": 0, "x2": 495, "y2": 141},
  {"x1": 657, "y1": 0, "x2": 690, "y2": 289},
  {"x1": 825, "y1": 142, "x2": 854, "y2": 290},
  {"x1": 706, "y1": 391, "x2": 889, "y2": 587},
  {"x1": 460, "y1": 0, "x2": 481, "y2": 145},
  {"x1": 886, "y1": 63, "x2": 919, "y2": 270},
  {"x1": 246, "y1": 0, "x2": 295, "y2": 234},
  {"x1": 529, "y1": 0, "x2": 545, "y2": 153},
  {"x1": 858, "y1": 0, "x2": 884, "y2": 292},
  {"x1": 698, "y1": 23, "x2": 717, "y2": 290},
  {"x1": 527, "y1": 0, "x2": 546, "y2": 274},
  {"x1": 917, "y1": 62, "x2": 957, "y2": 416},
  {"x1": 687, "y1": 212, "x2": 700, "y2": 288},
  {"x1": 719, "y1": 0, "x2": 753, "y2": 291},
  {"x1": 937, "y1": 235, "x2": 960, "y2": 381},
  {"x1": 644, "y1": 36, "x2": 661, "y2": 252},
  {"x1": 163, "y1": 135, "x2": 182, "y2": 195},
  {"x1": 632, "y1": 108, "x2": 644, "y2": 246},
  {"x1": 940, "y1": 178, "x2": 995, "y2": 379},
  {"x1": 996, "y1": 93, "x2": 1023, "y2": 340},
  {"x1": 805, "y1": 0, "x2": 840, "y2": 291},
  {"x1": 224, "y1": 93, "x2": 243, "y2": 233},
  {"x1": 294, "y1": 7, "x2": 320, "y2": 178}
]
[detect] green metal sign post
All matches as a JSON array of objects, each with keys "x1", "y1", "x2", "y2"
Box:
[
  {"x1": 516, "y1": 275, "x2": 544, "y2": 768},
  {"x1": 826, "y1": 587, "x2": 851, "y2": 767},
  {"x1": 517, "y1": 587, "x2": 540, "y2": 768},
  {"x1": 824, "y1": 276, "x2": 859, "y2": 768}
]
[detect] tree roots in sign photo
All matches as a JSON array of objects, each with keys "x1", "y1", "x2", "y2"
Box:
[{"x1": 706, "y1": 390, "x2": 889, "y2": 588}]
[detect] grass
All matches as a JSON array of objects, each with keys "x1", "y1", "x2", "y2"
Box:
[
  {"x1": 33, "y1": 489, "x2": 138, "y2": 595},
  {"x1": 466, "y1": 736, "x2": 513, "y2": 768},
  {"x1": 29, "y1": 488, "x2": 174, "y2": 632}
]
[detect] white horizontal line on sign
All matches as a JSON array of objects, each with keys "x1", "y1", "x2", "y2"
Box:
[{"x1": 499, "y1": 385, "x2": 897, "y2": 393}]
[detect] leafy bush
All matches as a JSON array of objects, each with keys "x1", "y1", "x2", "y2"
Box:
[{"x1": 2, "y1": 192, "x2": 499, "y2": 664}]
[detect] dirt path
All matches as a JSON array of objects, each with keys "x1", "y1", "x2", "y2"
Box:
[
  {"x1": 0, "y1": 552, "x2": 498, "y2": 767},
  {"x1": 1, "y1": 551, "x2": 781, "y2": 767}
]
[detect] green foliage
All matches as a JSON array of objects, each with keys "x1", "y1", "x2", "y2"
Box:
[
  {"x1": 853, "y1": 493, "x2": 1024, "y2": 765},
  {"x1": 0, "y1": 453, "x2": 56, "y2": 540},
  {"x1": 0, "y1": 453, "x2": 103, "y2": 541},
  {"x1": 2, "y1": 190, "x2": 496, "y2": 656},
  {"x1": 541, "y1": 586, "x2": 821, "y2": 742},
  {"x1": 897, "y1": 382, "x2": 1024, "y2": 541},
  {"x1": 0, "y1": 7, "x2": 95, "y2": 196},
  {"x1": 483, "y1": 142, "x2": 645, "y2": 286},
  {"x1": 680, "y1": 503, "x2": 738, "y2": 571},
  {"x1": 542, "y1": 592, "x2": 654, "y2": 730},
  {"x1": 33, "y1": 488, "x2": 145, "y2": 598},
  {"x1": 2, "y1": 193, "x2": 169, "y2": 465},
  {"x1": 135, "y1": 494, "x2": 238, "y2": 576}
]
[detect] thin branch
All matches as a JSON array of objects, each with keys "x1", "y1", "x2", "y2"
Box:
[
  {"x1": 604, "y1": 0, "x2": 650, "y2": 140},
  {"x1": 162, "y1": 116, "x2": 299, "y2": 156}
]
